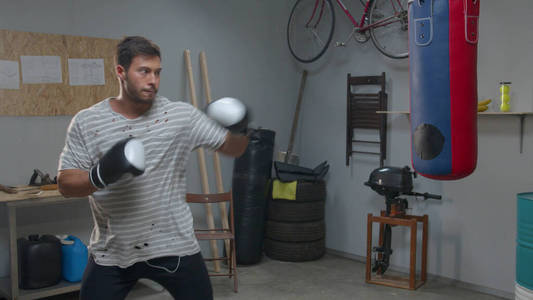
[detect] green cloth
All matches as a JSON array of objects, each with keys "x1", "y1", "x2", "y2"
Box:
[{"x1": 272, "y1": 179, "x2": 297, "y2": 200}]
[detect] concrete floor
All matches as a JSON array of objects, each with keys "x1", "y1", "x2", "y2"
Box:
[{"x1": 44, "y1": 254, "x2": 506, "y2": 300}]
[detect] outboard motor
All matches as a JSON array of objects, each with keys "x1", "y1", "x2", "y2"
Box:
[{"x1": 364, "y1": 166, "x2": 441, "y2": 274}]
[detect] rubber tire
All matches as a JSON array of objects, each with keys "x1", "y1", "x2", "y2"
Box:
[
  {"x1": 369, "y1": 0, "x2": 409, "y2": 59},
  {"x1": 295, "y1": 180, "x2": 326, "y2": 202},
  {"x1": 268, "y1": 199, "x2": 325, "y2": 222},
  {"x1": 264, "y1": 238, "x2": 325, "y2": 262},
  {"x1": 287, "y1": 0, "x2": 336, "y2": 63},
  {"x1": 265, "y1": 220, "x2": 325, "y2": 242}
]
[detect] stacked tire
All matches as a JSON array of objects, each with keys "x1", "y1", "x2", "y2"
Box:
[{"x1": 264, "y1": 180, "x2": 326, "y2": 262}]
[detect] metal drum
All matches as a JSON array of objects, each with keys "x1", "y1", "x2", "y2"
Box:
[{"x1": 517, "y1": 193, "x2": 533, "y2": 291}]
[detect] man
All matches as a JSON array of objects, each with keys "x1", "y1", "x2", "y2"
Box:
[{"x1": 57, "y1": 36, "x2": 248, "y2": 300}]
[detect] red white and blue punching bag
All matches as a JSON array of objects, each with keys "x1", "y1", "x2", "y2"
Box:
[{"x1": 409, "y1": 0, "x2": 480, "y2": 180}]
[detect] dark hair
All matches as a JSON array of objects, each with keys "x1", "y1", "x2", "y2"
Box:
[{"x1": 116, "y1": 36, "x2": 161, "y2": 70}]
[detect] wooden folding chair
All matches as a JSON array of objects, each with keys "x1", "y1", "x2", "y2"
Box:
[
  {"x1": 346, "y1": 72, "x2": 388, "y2": 166},
  {"x1": 186, "y1": 191, "x2": 238, "y2": 292}
]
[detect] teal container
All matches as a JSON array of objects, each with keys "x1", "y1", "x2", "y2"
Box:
[{"x1": 517, "y1": 193, "x2": 533, "y2": 290}]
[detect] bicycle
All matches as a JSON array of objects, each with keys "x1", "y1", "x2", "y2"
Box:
[{"x1": 287, "y1": 0, "x2": 409, "y2": 63}]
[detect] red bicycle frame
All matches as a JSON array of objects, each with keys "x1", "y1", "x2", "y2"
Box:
[
  {"x1": 306, "y1": 0, "x2": 406, "y2": 32},
  {"x1": 335, "y1": 0, "x2": 372, "y2": 29}
]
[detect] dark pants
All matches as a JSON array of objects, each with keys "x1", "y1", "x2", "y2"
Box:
[{"x1": 80, "y1": 253, "x2": 213, "y2": 300}]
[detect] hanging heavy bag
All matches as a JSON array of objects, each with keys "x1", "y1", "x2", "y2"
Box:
[
  {"x1": 409, "y1": 0, "x2": 480, "y2": 180},
  {"x1": 232, "y1": 129, "x2": 275, "y2": 265}
]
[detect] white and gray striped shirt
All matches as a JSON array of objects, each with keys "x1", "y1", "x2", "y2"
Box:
[{"x1": 58, "y1": 96, "x2": 228, "y2": 268}]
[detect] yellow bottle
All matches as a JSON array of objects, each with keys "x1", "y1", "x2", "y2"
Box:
[{"x1": 500, "y1": 81, "x2": 511, "y2": 112}]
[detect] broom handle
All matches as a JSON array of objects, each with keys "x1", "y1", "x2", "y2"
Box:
[
  {"x1": 184, "y1": 50, "x2": 221, "y2": 272},
  {"x1": 286, "y1": 70, "x2": 308, "y2": 162},
  {"x1": 200, "y1": 51, "x2": 231, "y2": 256}
]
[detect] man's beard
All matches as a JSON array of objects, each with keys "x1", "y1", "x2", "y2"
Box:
[{"x1": 123, "y1": 76, "x2": 158, "y2": 103}]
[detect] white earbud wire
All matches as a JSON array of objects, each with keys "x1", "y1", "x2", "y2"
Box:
[{"x1": 145, "y1": 256, "x2": 181, "y2": 274}]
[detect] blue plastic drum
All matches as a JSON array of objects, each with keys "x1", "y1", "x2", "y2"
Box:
[{"x1": 517, "y1": 193, "x2": 533, "y2": 290}]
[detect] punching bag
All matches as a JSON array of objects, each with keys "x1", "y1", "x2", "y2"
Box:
[
  {"x1": 232, "y1": 129, "x2": 275, "y2": 264},
  {"x1": 409, "y1": 0, "x2": 480, "y2": 180}
]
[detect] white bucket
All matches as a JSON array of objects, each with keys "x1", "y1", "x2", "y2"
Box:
[{"x1": 516, "y1": 282, "x2": 533, "y2": 300}]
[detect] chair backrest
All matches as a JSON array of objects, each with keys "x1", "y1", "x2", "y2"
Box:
[
  {"x1": 185, "y1": 191, "x2": 234, "y2": 231},
  {"x1": 186, "y1": 192, "x2": 232, "y2": 204}
]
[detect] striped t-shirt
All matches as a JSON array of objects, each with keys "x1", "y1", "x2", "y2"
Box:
[{"x1": 58, "y1": 96, "x2": 228, "y2": 268}]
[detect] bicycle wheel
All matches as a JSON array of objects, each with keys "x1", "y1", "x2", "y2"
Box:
[
  {"x1": 368, "y1": 0, "x2": 409, "y2": 59},
  {"x1": 287, "y1": 0, "x2": 335, "y2": 63}
]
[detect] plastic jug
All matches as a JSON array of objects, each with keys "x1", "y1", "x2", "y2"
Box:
[
  {"x1": 60, "y1": 235, "x2": 88, "y2": 282},
  {"x1": 17, "y1": 234, "x2": 62, "y2": 289}
]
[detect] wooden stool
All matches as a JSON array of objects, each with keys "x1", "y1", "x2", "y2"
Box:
[{"x1": 365, "y1": 211, "x2": 428, "y2": 290}]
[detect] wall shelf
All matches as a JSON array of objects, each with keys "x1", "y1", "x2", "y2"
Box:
[
  {"x1": 376, "y1": 111, "x2": 533, "y2": 153},
  {"x1": 0, "y1": 190, "x2": 86, "y2": 300},
  {"x1": 0, "y1": 277, "x2": 80, "y2": 300}
]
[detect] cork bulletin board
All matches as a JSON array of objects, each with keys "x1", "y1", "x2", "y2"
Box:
[{"x1": 0, "y1": 29, "x2": 119, "y2": 116}]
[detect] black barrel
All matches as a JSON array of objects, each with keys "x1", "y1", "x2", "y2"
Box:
[{"x1": 232, "y1": 129, "x2": 275, "y2": 265}]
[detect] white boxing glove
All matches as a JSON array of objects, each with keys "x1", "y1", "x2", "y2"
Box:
[{"x1": 206, "y1": 97, "x2": 248, "y2": 133}]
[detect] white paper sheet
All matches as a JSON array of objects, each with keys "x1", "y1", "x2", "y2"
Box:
[
  {"x1": 68, "y1": 58, "x2": 105, "y2": 86},
  {"x1": 20, "y1": 56, "x2": 62, "y2": 84},
  {"x1": 0, "y1": 60, "x2": 20, "y2": 89}
]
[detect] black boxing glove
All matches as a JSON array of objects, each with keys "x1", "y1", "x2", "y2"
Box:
[
  {"x1": 89, "y1": 137, "x2": 145, "y2": 189},
  {"x1": 205, "y1": 97, "x2": 249, "y2": 134}
]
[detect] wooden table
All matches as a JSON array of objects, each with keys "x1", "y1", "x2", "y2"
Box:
[{"x1": 0, "y1": 186, "x2": 86, "y2": 300}]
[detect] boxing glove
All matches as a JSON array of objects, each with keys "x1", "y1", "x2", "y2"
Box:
[
  {"x1": 89, "y1": 137, "x2": 145, "y2": 189},
  {"x1": 206, "y1": 97, "x2": 248, "y2": 134}
]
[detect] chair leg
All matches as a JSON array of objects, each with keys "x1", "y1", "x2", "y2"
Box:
[
  {"x1": 228, "y1": 239, "x2": 233, "y2": 279},
  {"x1": 231, "y1": 239, "x2": 238, "y2": 292}
]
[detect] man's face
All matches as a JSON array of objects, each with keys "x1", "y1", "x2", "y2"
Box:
[{"x1": 119, "y1": 55, "x2": 162, "y2": 103}]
